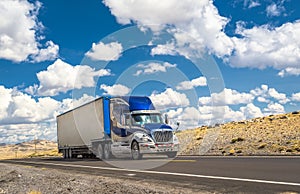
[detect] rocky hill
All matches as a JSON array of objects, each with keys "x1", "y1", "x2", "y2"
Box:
[{"x1": 177, "y1": 111, "x2": 300, "y2": 156}]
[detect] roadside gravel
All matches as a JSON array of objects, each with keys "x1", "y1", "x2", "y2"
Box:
[{"x1": 0, "y1": 163, "x2": 212, "y2": 194}]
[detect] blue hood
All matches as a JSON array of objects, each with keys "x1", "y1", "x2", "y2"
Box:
[{"x1": 142, "y1": 123, "x2": 173, "y2": 132}]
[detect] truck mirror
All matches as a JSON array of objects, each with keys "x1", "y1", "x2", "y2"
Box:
[
  {"x1": 164, "y1": 114, "x2": 169, "y2": 124},
  {"x1": 175, "y1": 121, "x2": 180, "y2": 131}
]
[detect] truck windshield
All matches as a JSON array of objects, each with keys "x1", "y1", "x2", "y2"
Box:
[{"x1": 131, "y1": 113, "x2": 163, "y2": 125}]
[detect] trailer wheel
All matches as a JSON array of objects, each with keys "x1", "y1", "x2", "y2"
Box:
[
  {"x1": 97, "y1": 144, "x2": 104, "y2": 160},
  {"x1": 68, "y1": 148, "x2": 72, "y2": 159},
  {"x1": 62, "y1": 149, "x2": 67, "y2": 159},
  {"x1": 131, "y1": 141, "x2": 142, "y2": 160},
  {"x1": 104, "y1": 144, "x2": 111, "y2": 159}
]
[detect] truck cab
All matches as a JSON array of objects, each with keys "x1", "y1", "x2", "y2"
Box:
[{"x1": 103, "y1": 96, "x2": 180, "y2": 160}]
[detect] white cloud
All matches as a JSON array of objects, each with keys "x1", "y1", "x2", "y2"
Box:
[
  {"x1": 85, "y1": 41, "x2": 123, "y2": 61},
  {"x1": 0, "y1": 86, "x2": 60, "y2": 124},
  {"x1": 0, "y1": 86, "x2": 13, "y2": 120},
  {"x1": 246, "y1": 0, "x2": 260, "y2": 8},
  {"x1": 176, "y1": 76, "x2": 207, "y2": 90},
  {"x1": 0, "y1": 85, "x2": 97, "y2": 144},
  {"x1": 266, "y1": 3, "x2": 285, "y2": 17},
  {"x1": 230, "y1": 21, "x2": 300, "y2": 73},
  {"x1": 0, "y1": 0, "x2": 58, "y2": 62},
  {"x1": 104, "y1": 0, "x2": 300, "y2": 77},
  {"x1": 250, "y1": 85, "x2": 289, "y2": 104},
  {"x1": 150, "y1": 88, "x2": 190, "y2": 110},
  {"x1": 150, "y1": 43, "x2": 177, "y2": 56},
  {"x1": 240, "y1": 103, "x2": 263, "y2": 118},
  {"x1": 257, "y1": 96, "x2": 269, "y2": 103},
  {"x1": 268, "y1": 88, "x2": 289, "y2": 104},
  {"x1": 291, "y1": 92, "x2": 300, "y2": 102},
  {"x1": 100, "y1": 84, "x2": 130, "y2": 96},
  {"x1": 0, "y1": 123, "x2": 57, "y2": 144},
  {"x1": 197, "y1": 105, "x2": 245, "y2": 125},
  {"x1": 31, "y1": 41, "x2": 59, "y2": 62},
  {"x1": 134, "y1": 62, "x2": 176, "y2": 76},
  {"x1": 264, "y1": 102, "x2": 285, "y2": 114},
  {"x1": 199, "y1": 88, "x2": 254, "y2": 106},
  {"x1": 103, "y1": 0, "x2": 234, "y2": 58},
  {"x1": 26, "y1": 59, "x2": 111, "y2": 96},
  {"x1": 278, "y1": 68, "x2": 300, "y2": 77}
]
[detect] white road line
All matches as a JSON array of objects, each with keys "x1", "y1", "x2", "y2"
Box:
[{"x1": 9, "y1": 160, "x2": 300, "y2": 187}]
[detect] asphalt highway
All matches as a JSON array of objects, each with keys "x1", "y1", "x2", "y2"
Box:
[{"x1": 2, "y1": 156, "x2": 300, "y2": 193}]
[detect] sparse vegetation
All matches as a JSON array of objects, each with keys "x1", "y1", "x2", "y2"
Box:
[
  {"x1": 258, "y1": 143, "x2": 267, "y2": 149},
  {"x1": 0, "y1": 140, "x2": 60, "y2": 160},
  {"x1": 230, "y1": 137, "x2": 245, "y2": 144},
  {"x1": 177, "y1": 110, "x2": 300, "y2": 156}
]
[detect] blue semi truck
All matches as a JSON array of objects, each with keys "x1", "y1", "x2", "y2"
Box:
[{"x1": 57, "y1": 96, "x2": 180, "y2": 160}]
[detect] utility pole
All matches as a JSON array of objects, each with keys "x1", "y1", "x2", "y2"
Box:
[{"x1": 34, "y1": 135, "x2": 37, "y2": 154}]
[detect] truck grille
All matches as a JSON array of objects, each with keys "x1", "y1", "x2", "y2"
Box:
[{"x1": 152, "y1": 131, "x2": 173, "y2": 143}]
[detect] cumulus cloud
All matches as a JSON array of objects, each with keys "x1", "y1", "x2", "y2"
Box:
[
  {"x1": 104, "y1": 0, "x2": 234, "y2": 58},
  {"x1": 0, "y1": 86, "x2": 59, "y2": 124},
  {"x1": 103, "y1": 0, "x2": 300, "y2": 77},
  {"x1": 0, "y1": 85, "x2": 97, "y2": 144},
  {"x1": 278, "y1": 68, "x2": 300, "y2": 77},
  {"x1": 31, "y1": 41, "x2": 59, "y2": 63},
  {"x1": 150, "y1": 43, "x2": 177, "y2": 56},
  {"x1": 199, "y1": 88, "x2": 254, "y2": 106},
  {"x1": 100, "y1": 84, "x2": 130, "y2": 96},
  {"x1": 176, "y1": 76, "x2": 207, "y2": 90},
  {"x1": 26, "y1": 59, "x2": 111, "y2": 96},
  {"x1": 291, "y1": 92, "x2": 300, "y2": 102},
  {"x1": 0, "y1": 0, "x2": 58, "y2": 62},
  {"x1": 240, "y1": 103, "x2": 263, "y2": 118},
  {"x1": 150, "y1": 88, "x2": 190, "y2": 110},
  {"x1": 230, "y1": 21, "x2": 300, "y2": 73},
  {"x1": 85, "y1": 41, "x2": 123, "y2": 61},
  {"x1": 250, "y1": 84, "x2": 289, "y2": 104},
  {"x1": 264, "y1": 102, "x2": 285, "y2": 114},
  {"x1": 266, "y1": 2, "x2": 285, "y2": 17},
  {"x1": 0, "y1": 123, "x2": 57, "y2": 145},
  {"x1": 134, "y1": 62, "x2": 176, "y2": 76},
  {"x1": 167, "y1": 106, "x2": 245, "y2": 128}
]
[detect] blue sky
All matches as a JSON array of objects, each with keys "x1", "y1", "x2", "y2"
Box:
[{"x1": 1, "y1": 0, "x2": 300, "y2": 144}]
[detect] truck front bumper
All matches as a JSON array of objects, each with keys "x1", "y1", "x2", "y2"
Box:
[{"x1": 139, "y1": 142, "x2": 179, "y2": 154}]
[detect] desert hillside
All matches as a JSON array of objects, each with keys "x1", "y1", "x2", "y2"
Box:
[
  {"x1": 177, "y1": 111, "x2": 300, "y2": 156},
  {"x1": 0, "y1": 140, "x2": 60, "y2": 160}
]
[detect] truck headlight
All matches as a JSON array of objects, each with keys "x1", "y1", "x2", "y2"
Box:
[{"x1": 140, "y1": 135, "x2": 152, "y2": 142}]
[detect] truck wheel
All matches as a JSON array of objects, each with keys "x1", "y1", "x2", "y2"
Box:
[
  {"x1": 103, "y1": 144, "x2": 111, "y2": 159},
  {"x1": 63, "y1": 149, "x2": 67, "y2": 159},
  {"x1": 131, "y1": 141, "x2": 142, "y2": 160},
  {"x1": 68, "y1": 148, "x2": 73, "y2": 159},
  {"x1": 167, "y1": 152, "x2": 177, "y2": 158},
  {"x1": 97, "y1": 144, "x2": 104, "y2": 160}
]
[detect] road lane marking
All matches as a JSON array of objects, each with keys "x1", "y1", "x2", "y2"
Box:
[
  {"x1": 7, "y1": 160, "x2": 300, "y2": 187},
  {"x1": 141, "y1": 159, "x2": 196, "y2": 162},
  {"x1": 171, "y1": 159, "x2": 196, "y2": 162}
]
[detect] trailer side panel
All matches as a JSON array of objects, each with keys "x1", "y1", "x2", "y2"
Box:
[{"x1": 57, "y1": 98, "x2": 105, "y2": 148}]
